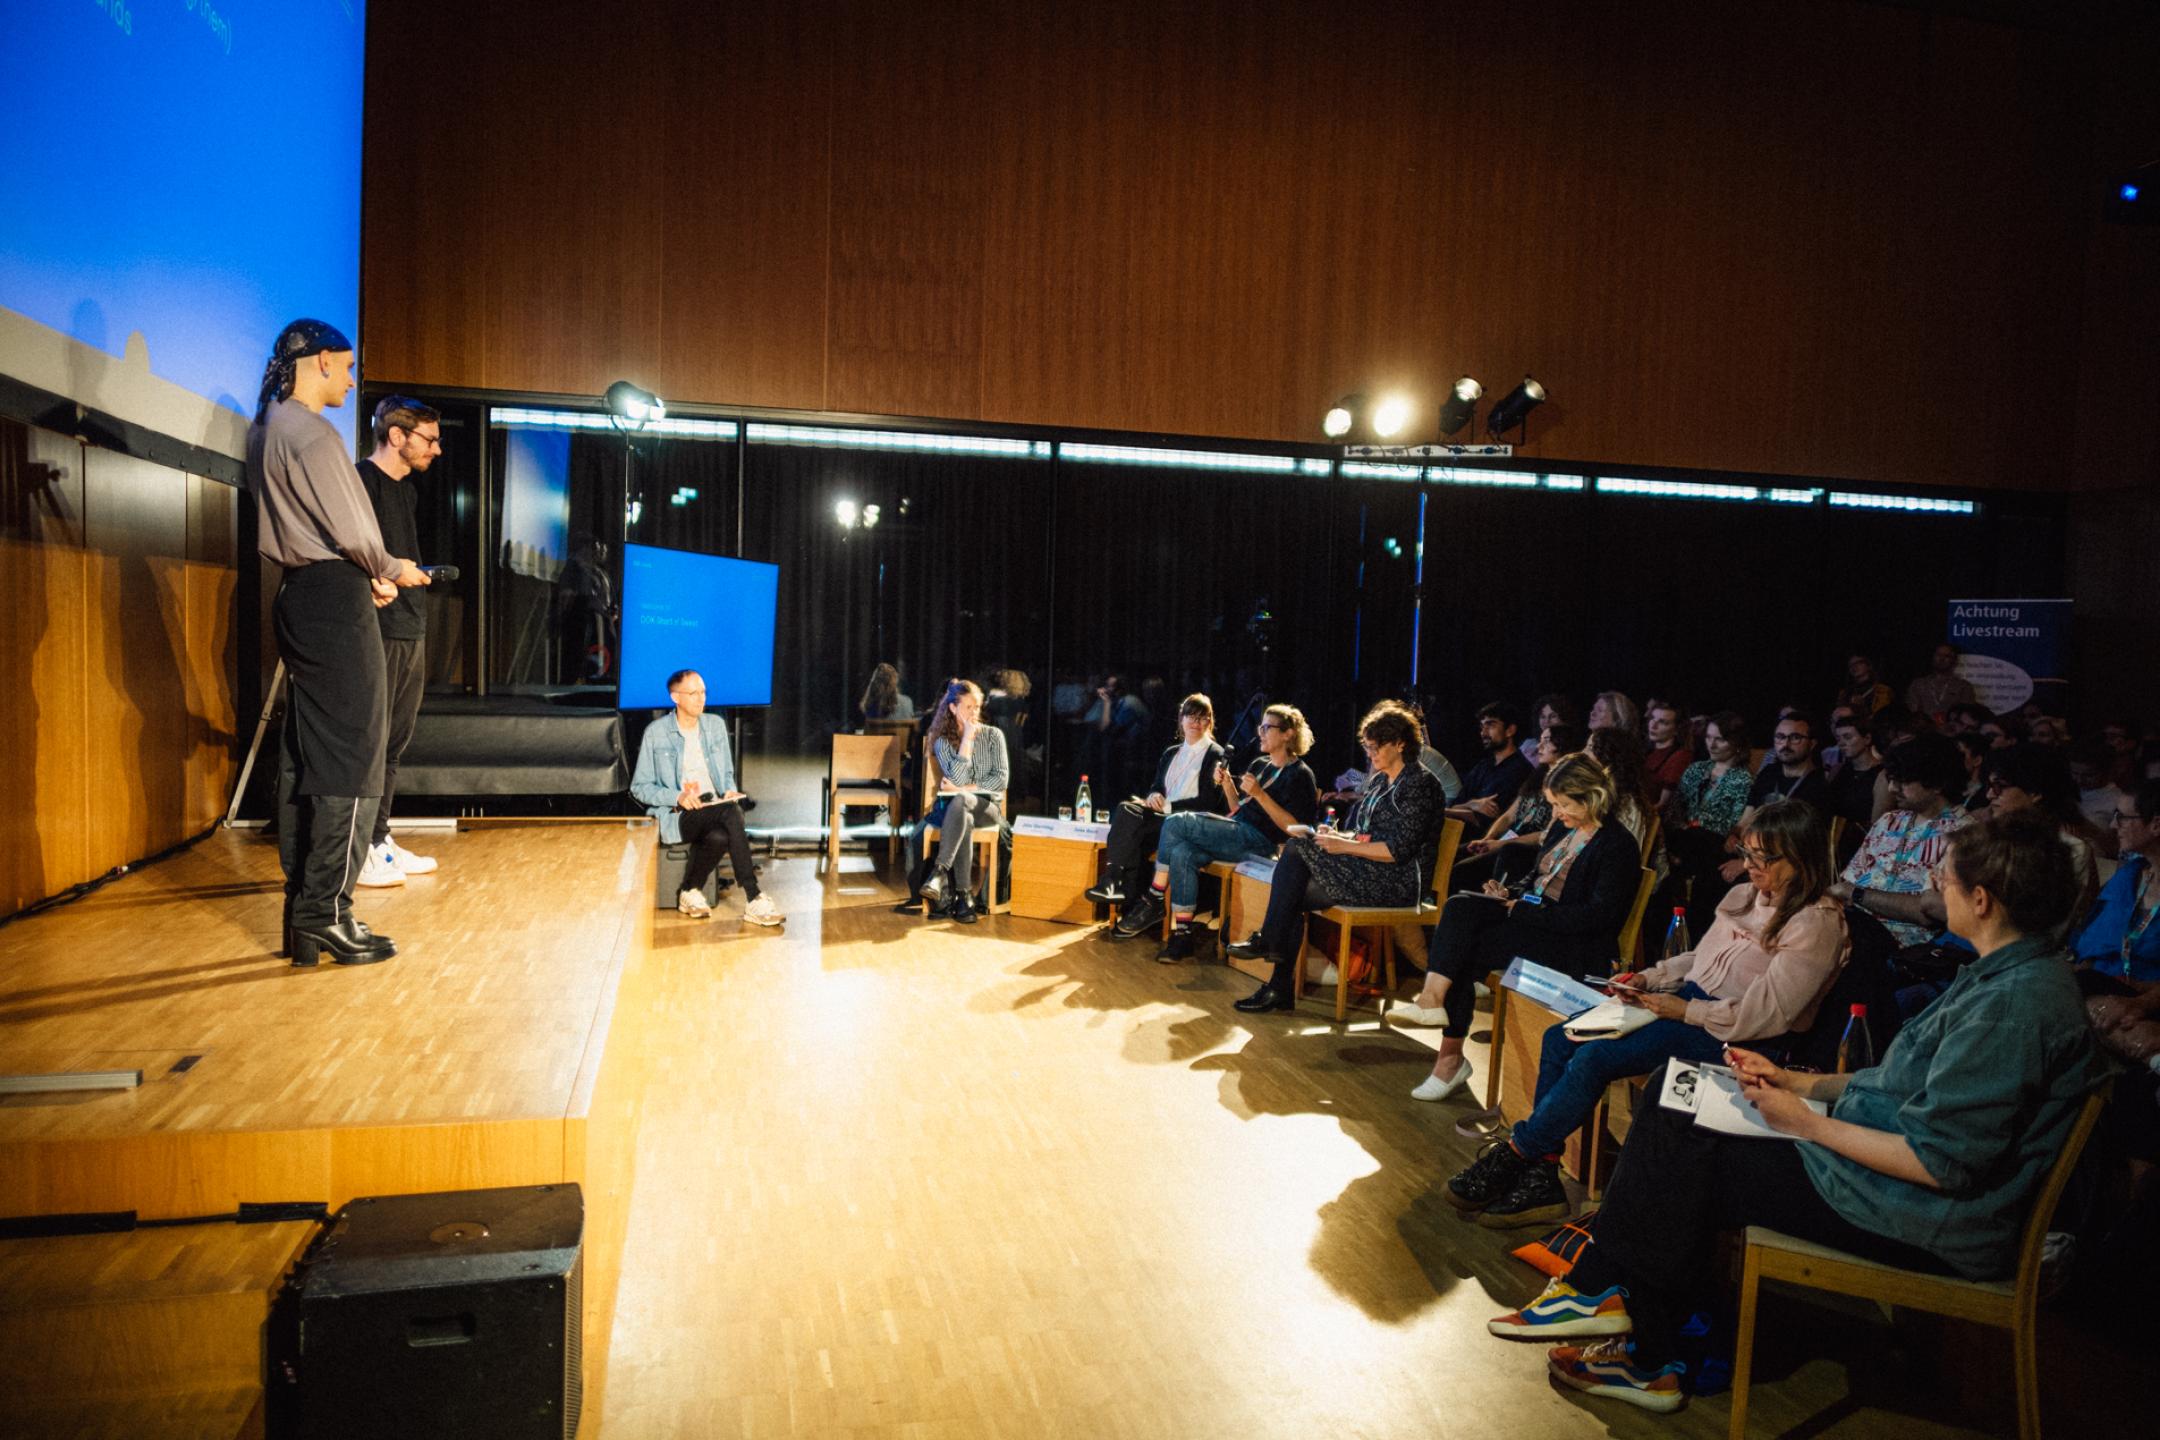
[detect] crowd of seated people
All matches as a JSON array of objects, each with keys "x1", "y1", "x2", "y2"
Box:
[{"x1": 849, "y1": 644, "x2": 2160, "y2": 1418}]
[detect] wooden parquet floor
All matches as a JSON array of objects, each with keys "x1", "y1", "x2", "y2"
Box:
[{"x1": 600, "y1": 853, "x2": 2133, "y2": 1440}]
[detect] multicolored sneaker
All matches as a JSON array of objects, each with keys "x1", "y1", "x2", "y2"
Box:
[
  {"x1": 1547, "y1": 1338, "x2": 1686, "y2": 1414},
  {"x1": 1487, "y1": 1277, "x2": 1632, "y2": 1339}
]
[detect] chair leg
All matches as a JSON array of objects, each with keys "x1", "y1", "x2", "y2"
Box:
[
  {"x1": 827, "y1": 794, "x2": 842, "y2": 866},
  {"x1": 1484, "y1": 984, "x2": 1507, "y2": 1111},
  {"x1": 1728, "y1": 1245, "x2": 1762, "y2": 1440},
  {"x1": 1333, "y1": 922, "x2": 1354, "y2": 1024},
  {"x1": 1380, "y1": 927, "x2": 1398, "y2": 999},
  {"x1": 2011, "y1": 1306, "x2": 2043, "y2": 1440},
  {"x1": 887, "y1": 798, "x2": 901, "y2": 862}
]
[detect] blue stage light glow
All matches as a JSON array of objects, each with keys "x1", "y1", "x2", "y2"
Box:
[{"x1": 2123, "y1": 184, "x2": 2143, "y2": 202}]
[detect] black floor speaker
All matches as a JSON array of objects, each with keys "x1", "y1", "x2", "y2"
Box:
[{"x1": 266, "y1": 1183, "x2": 584, "y2": 1439}]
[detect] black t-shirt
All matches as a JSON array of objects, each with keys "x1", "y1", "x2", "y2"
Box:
[
  {"x1": 357, "y1": 459, "x2": 426, "y2": 640},
  {"x1": 1746, "y1": 764, "x2": 1832, "y2": 817},
  {"x1": 1235, "y1": 758, "x2": 1319, "y2": 846},
  {"x1": 1460, "y1": 748, "x2": 1534, "y2": 806}
]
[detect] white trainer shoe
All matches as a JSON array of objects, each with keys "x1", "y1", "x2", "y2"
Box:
[
  {"x1": 1411, "y1": 1057, "x2": 1475, "y2": 1102},
  {"x1": 743, "y1": 894, "x2": 784, "y2": 927},
  {"x1": 386, "y1": 839, "x2": 437, "y2": 874},
  {"x1": 357, "y1": 843, "x2": 405, "y2": 888},
  {"x1": 677, "y1": 887, "x2": 712, "y2": 918}
]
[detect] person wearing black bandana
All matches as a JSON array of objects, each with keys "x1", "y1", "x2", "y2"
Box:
[{"x1": 244, "y1": 319, "x2": 430, "y2": 965}]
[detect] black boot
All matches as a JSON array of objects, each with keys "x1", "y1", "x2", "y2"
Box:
[
  {"x1": 919, "y1": 865, "x2": 950, "y2": 907},
  {"x1": 1113, "y1": 889, "x2": 1165, "y2": 938},
  {"x1": 1232, "y1": 982, "x2": 1295, "y2": 1013},
  {"x1": 1225, "y1": 929, "x2": 1267, "y2": 958},
  {"x1": 1157, "y1": 922, "x2": 1209, "y2": 965},
  {"x1": 1445, "y1": 1138, "x2": 1531, "y2": 1213},
  {"x1": 948, "y1": 889, "x2": 980, "y2": 925},
  {"x1": 1476, "y1": 1158, "x2": 1572, "y2": 1230},
  {"x1": 291, "y1": 918, "x2": 396, "y2": 967}
]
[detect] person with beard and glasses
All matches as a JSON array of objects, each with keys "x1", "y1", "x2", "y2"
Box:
[
  {"x1": 1450, "y1": 701, "x2": 1534, "y2": 829},
  {"x1": 246, "y1": 320, "x2": 430, "y2": 966},
  {"x1": 355, "y1": 396, "x2": 445, "y2": 889}
]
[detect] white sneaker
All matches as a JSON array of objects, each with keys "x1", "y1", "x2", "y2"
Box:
[
  {"x1": 1390, "y1": 999, "x2": 1447, "y2": 1026},
  {"x1": 1316, "y1": 962, "x2": 1340, "y2": 985},
  {"x1": 743, "y1": 894, "x2": 784, "y2": 927},
  {"x1": 386, "y1": 839, "x2": 437, "y2": 874},
  {"x1": 357, "y1": 843, "x2": 405, "y2": 888},
  {"x1": 1411, "y1": 1057, "x2": 1475, "y2": 1102},
  {"x1": 677, "y1": 887, "x2": 712, "y2": 918}
]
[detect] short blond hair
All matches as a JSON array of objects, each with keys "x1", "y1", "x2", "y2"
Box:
[
  {"x1": 1543, "y1": 752, "x2": 1616, "y2": 822},
  {"x1": 1265, "y1": 703, "x2": 1313, "y2": 758}
]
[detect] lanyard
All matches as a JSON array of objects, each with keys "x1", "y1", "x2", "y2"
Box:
[{"x1": 2127, "y1": 866, "x2": 2157, "y2": 964}]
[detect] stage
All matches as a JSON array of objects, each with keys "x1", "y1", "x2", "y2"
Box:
[
  {"x1": 0, "y1": 823, "x2": 658, "y2": 1432},
  {"x1": 0, "y1": 829, "x2": 2136, "y2": 1439}
]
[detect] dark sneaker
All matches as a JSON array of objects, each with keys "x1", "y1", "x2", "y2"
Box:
[
  {"x1": 1084, "y1": 881, "x2": 1125, "y2": 904},
  {"x1": 1157, "y1": 923, "x2": 1207, "y2": 964},
  {"x1": 1444, "y1": 1138, "x2": 1529, "y2": 1212},
  {"x1": 1224, "y1": 930, "x2": 1267, "y2": 958},
  {"x1": 1113, "y1": 891, "x2": 1164, "y2": 938},
  {"x1": 1476, "y1": 1158, "x2": 1572, "y2": 1230}
]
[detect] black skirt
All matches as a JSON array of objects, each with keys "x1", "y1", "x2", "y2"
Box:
[{"x1": 275, "y1": 562, "x2": 388, "y2": 798}]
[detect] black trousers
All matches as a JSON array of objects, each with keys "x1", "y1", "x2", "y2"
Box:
[
  {"x1": 1424, "y1": 894, "x2": 1597, "y2": 1038},
  {"x1": 1260, "y1": 848, "x2": 1341, "y2": 989},
  {"x1": 1102, "y1": 800, "x2": 1166, "y2": 890},
  {"x1": 371, "y1": 635, "x2": 425, "y2": 846},
  {"x1": 274, "y1": 563, "x2": 387, "y2": 930},
  {"x1": 679, "y1": 804, "x2": 757, "y2": 899},
  {"x1": 1567, "y1": 1075, "x2": 1950, "y2": 1368}
]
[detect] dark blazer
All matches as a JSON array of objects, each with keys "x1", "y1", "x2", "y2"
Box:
[
  {"x1": 1505, "y1": 819, "x2": 1644, "y2": 973},
  {"x1": 1148, "y1": 740, "x2": 1231, "y2": 815}
]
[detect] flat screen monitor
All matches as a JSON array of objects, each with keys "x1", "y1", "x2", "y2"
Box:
[
  {"x1": 618, "y1": 544, "x2": 778, "y2": 709},
  {"x1": 0, "y1": 3, "x2": 367, "y2": 454}
]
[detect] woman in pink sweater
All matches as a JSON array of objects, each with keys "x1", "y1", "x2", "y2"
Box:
[{"x1": 1443, "y1": 799, "x2": 1848, "y2": 1230}]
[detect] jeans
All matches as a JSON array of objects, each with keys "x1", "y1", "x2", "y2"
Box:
[
  {"x1": 1511, "y1": 982, "x2": 1725, "y2": 1160},
  {"x1": 1154, "y1": 812, "x2": 1272, "y2": 911}
]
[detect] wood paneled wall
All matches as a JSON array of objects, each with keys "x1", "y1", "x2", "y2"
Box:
[
  {"x1": 0, "y1": 419, "x2": 238, "y2": 917},
  {"x1": 363, "y1": 0, "x2": 2159, "y2": 491}
]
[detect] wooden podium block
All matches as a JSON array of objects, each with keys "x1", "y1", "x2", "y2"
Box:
[{"x1": 1008, "y1": 819, "x2": 1110, "y2": 923}]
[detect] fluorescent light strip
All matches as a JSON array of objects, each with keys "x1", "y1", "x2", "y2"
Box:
[
  {"x1": 1598, "y1": 475, "x2": 1767, "y2": 503},
  {"x1": 1060, "y1": 443, "x2": 1300, "y2": 473},
  {"x1": 1542, "y1": 475, "x2": 1587, "y2": 491},
  {"x1": 1341, "y1": 461, "x2": 1423, "y2": 481},
  {"x1": 747, "y1": 423, "x2": 1045, "y2": 457},
  {"x1": 1298, "y1": 458, "x2": 1334, "y2": 477},
  {"x1": 1827, "y1": 491, "x2": 1975, "y2": 515},
  {"x1": 1427, "y1": 467, "x2": 1541, "y2": 489},
  {"x1": 1765, "y1": 487, "x2": 1825, "y2": 505},
  {"x1": 490, "y1": 407, "x2": 738, "y2": 439}
]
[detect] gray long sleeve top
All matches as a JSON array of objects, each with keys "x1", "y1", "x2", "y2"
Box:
[
  {"x1": 245, "y1": 399, "x2": 401, "y2": 579},
  {"x1": 932, "y1": 727, "x2": 1009, "y2": 796}
]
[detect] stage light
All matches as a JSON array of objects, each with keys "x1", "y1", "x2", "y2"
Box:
[
  {"x1": 835, "y1": 499, "x2": 859, "y2": 529},
  {"x1": 861, "y1": 504, "x2": 881, "y2": 529},
  {"x1": 1322, "y1": 394, "x2": 1361, "y2": 439},
  {"x1": 2124, "y1": 183, "x2": 2143, "y2": 202},
  {"x1": 1371, "y1": 393, "x2": 1414, "y2": 439},
  {"x1": 604, "y1": 380, "x2": 666, "y2": 431},
  {"x1": 1436, "y1": 376, "x2": 1482, "y2": 437},
  {"x1": 1487, "y1": 377, "x2": 1546, "y2": 437}
]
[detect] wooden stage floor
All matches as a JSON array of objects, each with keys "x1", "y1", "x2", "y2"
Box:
[{"x1": 1, "y1": 830, "x2": 2136, "y2": 1438}]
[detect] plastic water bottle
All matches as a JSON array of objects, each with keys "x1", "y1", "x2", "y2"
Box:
[
  {"x1": 1836, "y1": 1004, "x2": 1875, "y2": 1074},
  {"x1": 1662, "y1": 907, "x2": 1691, "y2": 962},
  {"x1": 1074, "y1": 774, "x2": 1092, "y2": 820}
]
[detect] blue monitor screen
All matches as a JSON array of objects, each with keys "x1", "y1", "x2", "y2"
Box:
[
  {"x1": 0, "y1": 2, "x2": 367, "y2": 453},
  {"x1": 619, "y1": 544, "x2": 779, "y2": 709}
]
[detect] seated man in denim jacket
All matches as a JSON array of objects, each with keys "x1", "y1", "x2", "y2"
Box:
[{"x1": 629, "y1": 668, "x2": 783, "y2": 926}]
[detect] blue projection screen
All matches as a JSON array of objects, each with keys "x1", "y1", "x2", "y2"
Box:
[
  {"x1": 619, "y1": 545, "x2": 780, "y2": 710},
  {"x1": 0, "y1": 1, "x2": 367, "y2": 454}
]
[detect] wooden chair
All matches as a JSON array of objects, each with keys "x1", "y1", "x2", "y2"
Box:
[
  {"x1": 1618, "y1": 865, "x2": 1657, "y2": 968},
  {"x1": 1637, "y1": 811, "x2": 1662, "y2": 866},
  {"x1": 826, "y1": 732, "x2": 905, "y2": 864},
  {"x1": 917, "y1": 751, "x2": 1008, "y2": 916},
  {"x1": 1727, "y1": 1086, "x2": 2109, "y2": 1440},
  {"x1": 1301, "y1": 818, "x2": 1467, "y2": 1024}
]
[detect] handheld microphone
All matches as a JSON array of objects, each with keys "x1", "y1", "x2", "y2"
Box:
[{"x1": 419, "y1": 564, "x2": 460, "y2": 582}]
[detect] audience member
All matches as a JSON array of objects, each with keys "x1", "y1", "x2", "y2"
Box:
[
  {"x1": 1982, "y1": 744, "x2": 2107, "y2": 927},
  {"x1": 2070, "y1": 779, "x2": 2160, "y2": 987},
  {"x1": 1120, "y1": 705, "x2": 1317, "y2": 940},
  {"x1": 1838, "y1": 652, "x2": 1893, "y2": 715},
  {"x1": 1229, "y1": 702, "x2": 1446, "y2": 993},
  {"x1": 1830, "y1": 734, "x2": 1971, "y2": 947},
  {"x1": 1490, "y1": 809, "x2": 2108, "y2": 1415},
  {"x1": 2070, "y1": 737, "x2": 2131, "y2": 845},
  {"x1": 1589, "y1": 691, "x2": 1642, "y2": 737},
  {"x1": 1087, "y1": 693, "x2": 1228, "y2": 909},
  {"x1": 2099, "y1": 716, "x2": 2145, "y2": 789},
  {"x1": 1393, "y1": 754, "x2": 1641, "y2": 1100},
  {"x1": 859, "y1": 661, "x2": 917, "y2": 722},
  {"x1": 1444, "y1": 800, "x2": 1847, "y2": 1230},
  {"x1": 1523, "y1": 694, "x2": 1582, "y2": 762},
  {"x1": 1905, "y1": 642, "x2": 1978, "y2": 720},
  {"x1": 1587, "y1": 726, "x2": 1665, "y2": 884},
  {"x1": 1735, "y1": 711, "x2": 1831, "y2": 838},
  {"x1": 1666, "y1": 711, "x2": 1756, "y2": 933},
  {"x1": 1459, "y1": 722, "x2": 1582, "y2": 886},
  {"x1": 916, "y1": 679, "x2": 1010, "y2": 924},
  {"x1": 1078, "y1": 673, "x2": 1149, "y2": 800},
  {"x1": 1951, "y1": 731, "x2": 1993, "y2": 813},
  {"x1": 1980, "y1": 711, "x2": 2028, "y2": 749},
  {"x1": 1450, "y1": 701, "x2": 1534, "y2": 827},
  {"x1": 1826, "y1": 710, "x2": 1883, "y2": 835},
  {"x1": 1942, "y1": 701, "x2": 1994, "y2": 736},
  {"x1": 1642, "y1": 698, "x2": 1694, "y2": 808}
]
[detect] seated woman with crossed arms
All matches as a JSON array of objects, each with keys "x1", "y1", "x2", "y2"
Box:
[
  {"x1": 1483, "y1": 808, "x2": 2109, "y2": 1415},
  {"x1": 1442, "y1": 799, "x2": 1847, "y2": 1231},
  {"x1": 1117, "y1": 704, "x2": 1318, "y2": 951},
  {"x1": 1391, "y1": 753, "x2": 1641, "y2": 1102},
  {"x1": 1227, "y1": 701, "x2": 1446, "y2": 1008}
]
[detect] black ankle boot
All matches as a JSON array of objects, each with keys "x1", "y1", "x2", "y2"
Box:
[
  {"x1": 291, "y1": 918, "x2": 396, "y2": 967},
  {"x1": 948, "y1": 890, "x2": 979, "y2": 924},
  {"x1": 1158, "y1": 922, "x2": 1208, "y2": 964},
  {"x1": 1233, "y1": 982, "x2": 1295, "y2": 1013}
]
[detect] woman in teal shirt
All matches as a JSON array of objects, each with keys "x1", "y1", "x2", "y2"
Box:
[{"x1": 1480, "y1": 808, "x2": 2110, "y2": 1414}]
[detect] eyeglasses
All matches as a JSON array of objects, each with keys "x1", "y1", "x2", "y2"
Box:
[
  {"x1": 1257, "y1": 721, "x2": 1282, "y2": 733},
  {"x1": 2116, "y1": 811, "x2": 2151, "y2": 826},
  {"x1": 409, "y1": 431, "x2": 443, "y2": 449},
  {"x1": 1772, "y1": 732, "x2": 1808, "y2": 744},
  {"x1": 671, "y1": 686, "x2": 705, "y2": 697},
  {"x1": 1740, "y1": 847, "x2": 1781, "y2": 868}
]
